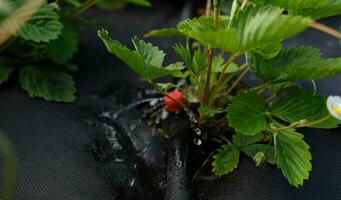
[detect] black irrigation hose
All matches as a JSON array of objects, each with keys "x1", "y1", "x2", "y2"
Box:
[{"x1": 166, "y1": 125, "x2": 192, "y2": 200}]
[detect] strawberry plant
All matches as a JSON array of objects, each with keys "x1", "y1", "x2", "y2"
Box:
[
  {"x1": 99, "y1": 0, "x2": 341, "y2": 187},
  {"x1": 0, "y1": 0, "x2": 150, "y2": 102}
]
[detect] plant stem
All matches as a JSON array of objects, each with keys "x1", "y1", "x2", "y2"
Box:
[
  {"x1": 273, "y1": 115, "x2": 331, "y2": 131},
  {"x1": 68, "y1": 0, "x2": 97, "y2": 19},
  {"x1": 192, "y1": 151, "x2": 215, "y2": 182},
  {"x1": 309, "y1": 22, "x2": 341, "y2": 39},
  {"x1": 208, "y1": 63, "x2": 247, "y2": 106},
  {"x1": 202, "y1": 0, "x2": 220, "y2": 106},
  {"x1": 223, "y1": 67, "x2": 250, "y2": 97},
  {"x1": 208, "y1": 54, "x2": 238, "y2": 101},
  {"x1": 240, "y1": 0, "x2": 249, "y2": 10},
  {"x1": 202, "y1": 48, "x2": 214, "y2": 106},
  {"x1": 205, "y1": 0, "x2": 212, "y2": 16}
]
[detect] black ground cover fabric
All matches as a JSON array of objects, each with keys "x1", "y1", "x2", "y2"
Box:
[{"x1": 0, "y1": 1, "x2": 341, "y2": 199}]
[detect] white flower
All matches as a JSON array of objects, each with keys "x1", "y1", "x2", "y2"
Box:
[{"x1": 327, "y1": 95, "x2": 341, "y2": 120}]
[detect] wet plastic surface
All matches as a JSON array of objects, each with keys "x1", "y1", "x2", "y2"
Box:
[{"x1": 0, "y1": 1, "x2": 341, "y2": 199}]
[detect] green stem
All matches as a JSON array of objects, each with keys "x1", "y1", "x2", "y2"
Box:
[
  {"x1": 240, "y1": 0, "x2": 249, "y2": 10},
  {"x1": 223, "y1": 67, "x2": 250, "y2": 97},
  {"x1": 202, "y1": 48, "x2": 214, "y2": 106},
  {"x1": 201, "y1": 0, "x2": 220, "y2": 106},
  {"x1": 273, "y1": 115, "x2": 331, "y2": 131},
  {"x1": 208, "y1": 54, "x2": 238, "y2": 103},
  {"x1": 67, "y1": 0, "x2": 97, "y2": 19},
  {"x1": 309, "y1": 22, "x2": 341, "y2": 39},
  {"x1": 205, "y1": 0, "x2": 212, "y2": 16}
]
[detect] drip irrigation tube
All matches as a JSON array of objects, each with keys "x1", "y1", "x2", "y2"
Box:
[{"x1": 165, "y1": 115, "x2": 192, "y2": 200}]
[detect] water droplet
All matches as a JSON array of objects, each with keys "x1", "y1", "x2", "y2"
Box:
[
  {"x1": 195, "y1": 128, "x2": 202, "y2": 136},
  {"x1": 161, "y1": 110, "x2": 169, "y2": 119},
  {"x1": 114, "y1": 158, "x2": 124, "y2": 162},
  {"x1": 149, "y1": 98, "x2": 159, "y2": 106},
  {"x1": 129, "y1": 123, "x2": 137, "y2": 131},
  {"x1": 194, "y1": 138, "x2": 202, "y2": 146},
  {"x1": 99, "y1": 111, "x2": 112, "y2": 118},
  {"x1": 176, "y1": 79, "x2": 186, "y2": 89},
  {"x1": 129, "y1": 177, "x2": 136, "y2": 187}
]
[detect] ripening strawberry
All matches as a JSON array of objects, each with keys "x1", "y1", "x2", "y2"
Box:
[{"x1": 163, "y1": 91, "x2": 186, "y2": 112}]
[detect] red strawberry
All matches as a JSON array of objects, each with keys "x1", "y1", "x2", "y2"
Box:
[{"x1": 163, "y1": 90, "x2": 186, "y2": 112}]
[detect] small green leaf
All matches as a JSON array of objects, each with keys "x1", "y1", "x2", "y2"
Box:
[
  {"x1": 46, "y1": 20, "x2": 79, "y2": 65},
  {"x1": 198, "y1": 106, "x2": 224, "y2": 118},
  {"x1": 270, "y1": 90, "x2": 340, "y2": 128},
  {"x1": 156, "y1": 82, "x2": 176, "y2": 93},
  {"x1": 249, "y1": 46, "x2": 341, "y2": 82},
  {"x1": 98, "y1": 30, "x2": 183, "y2": 80},
  {"x1": 16, "y1": 3, "x2": 63, "y2": 43},
  {"x1": 242, "y1": 144, "x2": 276, "y2": 165},
  {"x1": 273, "y1": 127, "x2": 312, "y2": 187},
  {"x1": 227, "y1": 91, "x2": 268, "y2": 135},
  {"x1": 0, "y1": 58, "x2": 15, "y2": 85},
  {"x1": 126, "y1": 0, "x2": 151, "y2": 7},
  {"x1": 192, "y1": 48, "x2": 206, "y2": 73},
  {"x1": 132, "y1": 37, "x2": 165, "y2": 67},
  {"x1": 232, "y1": 132, "x2": 264, "y2": 148},
  {"x1": 212, "y1": 143, "x2": 240, "y2": 176},
  {"x1": 144, "y1": 28, "x2": 184, "y2": 38},
  {"x1": 19, "y1": 65, "x2": 76, "y2": 102},
  {"x1": 174, "y1": 44, "x2": 192, "y2": 67},
  {"x1": 212, "y1": 56, "x2": 225, "y2": 73},
  {"x1": 212, "y1": 56, "x2": 238, "y2": 74},
  {"x1": 253, "y1": 42, "x2": 282, "y2": 60},
  {"x1": 174, "y1": 44, "x2": 206, "y2": 74}
]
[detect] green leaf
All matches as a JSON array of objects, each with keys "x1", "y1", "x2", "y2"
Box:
[
  {"x1": 241, "y1": 144, "x2": 276, "y2": 165},
  {"x1": 198, "y1": 106, "x2": 224, "y2": 118},
  {"x1": 177, "y1": 17, "x2": 239, "y2": 52},
  {"x1": 144, "y1": 28, "x2": 184, "y2": 38},
  {"x1": 270, "y1": 90, "x2": 340, "y2": 128},
  {"x1": 174, "y1": 44, "x2": 206, "y2": 74},
  {"x1": 232, "y1": 132, "x2": 264, "y2": 148},
  {"x1": 232, "y1": 5, "x2": 312, "y2": 52},
  {"x1": 249, "y1": 46, "x2": 341, "y2": 82},
  {"x1": 178, "y1": 5, "x2": 311, "y2": 53},
  {"x1": 126, "y1": 0, "x2": 151, "y2": 7},
  {"x1": 292, "y1": 1, "x2": 341, "y2": 19},
  {"x1": 0, "y1": 58, "x2": 15, "y2": 85},
  {"x1": 16, "y1": 3, "x2": 63, "y2": 43},
  {"x1": 98, "y1": 30, "x2": 183, "y2": 80},
  {"x1": 132, "y1": 37, "x2": 165, "y2": 67},
  {"x1": 253, "y1": 42, "x2": 282, "y2": 60},
  {"x1": 273, "y1": 127, "x2": 312, "y2": 187},
  {"x1": 212, "y1": 57, "x2": 238, "y2": 74},
  {"x1": 227, "y1": 91, "x2": 268, "y2": 136},
  {"x1": 174, "y1": 44, "x2": 192, "y2": 67},
  {"x1": 253, "y1": 0, "x2": 325, "y2": 9},
  {"x1": 19, "y1": 65, "x2": 76, "y2": 102},
  {"x1": 192, "y1": 48, "x2": 206, "y2": 73},
  {"x1": 212, "y1": 143, "x2": 240, "y2": 176},
  {"x1": 46, "y1": 20, "x2": 79, "y2": 65},
  {"x1": 254, "y1": 0, "x2": 341, "y2": 19},
  {"x1": 156, "y1": 82, "x2": 176, "y2": 93}
]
